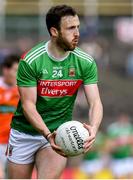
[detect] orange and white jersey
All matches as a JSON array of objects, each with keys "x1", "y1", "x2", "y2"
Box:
[{"x1": 0, "y1": 77, "x2": 19, "y2": 144}]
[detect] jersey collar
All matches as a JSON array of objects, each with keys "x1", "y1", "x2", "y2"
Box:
[{"x1": 45, "y1": 41, "x2": 70, "y2": 62}]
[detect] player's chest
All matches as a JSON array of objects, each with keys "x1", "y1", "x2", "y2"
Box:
[
  {"x1": 38, "y1": 63, "x2": 82, "y2": 80},
  {"x1": 37, "y1": 64, "x2": 83, "y2": 97}
]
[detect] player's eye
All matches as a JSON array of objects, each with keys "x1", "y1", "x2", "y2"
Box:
[{"x1": 68, "y1": 26, "x2": 75, "y2": 30}]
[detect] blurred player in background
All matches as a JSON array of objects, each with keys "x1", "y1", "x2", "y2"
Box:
[
  {"x1": 106, "y1": 112, "x2": 133, "y2": 179},
  {"x1": 7, "y1": 5, "x2": 103, "y2": 179},
  {"x1": 0, "y1": 55, "x2": 19, "y2": 178},
  {"x1": 80, "y1": 131, "x2": 109, "y2": 179}
]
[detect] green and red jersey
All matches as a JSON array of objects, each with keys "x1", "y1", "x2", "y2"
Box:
[{"x1": 11, "y1": 41, "x2": 98, "y2": 134}]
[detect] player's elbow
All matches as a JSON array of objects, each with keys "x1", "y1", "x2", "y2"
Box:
[
  {"x1": 90, "y1": 99, "x2": 103, "y2": 119},
  {"x1": 22, "y1": 101, "x2": 36, "y2": 113},
  {"x1": 97, "y1": 100, "x2": 103, "y2": 117},
  {"x1": 91, "y1": 98, "x2": 103, "y2": 110}
]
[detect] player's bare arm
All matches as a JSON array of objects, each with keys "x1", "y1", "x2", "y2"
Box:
[
  {"x1": 19, "y1": 86, "x2": 51, "y2": 136},
  {"x1": 19, "y1": 86, "x2": 65, "y2": 155},
  {"x1": 83, "y1": 84, "x2": 103, "y2": 153}
]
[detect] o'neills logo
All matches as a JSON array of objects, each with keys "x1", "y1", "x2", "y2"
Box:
[
  {"x1": 70, "y1": 126, "x2": 84, "y2": 149},
  {"x1": 37, "y1": 80, "x2": 82, "y2": 97}
]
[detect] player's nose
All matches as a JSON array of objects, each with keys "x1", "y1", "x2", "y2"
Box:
[{"x1": 74, "y1": 27, "x2": 79, "y2": 37}]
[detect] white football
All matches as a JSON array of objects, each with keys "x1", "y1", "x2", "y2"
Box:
[{"x1": 55, "y1": 121, "x2": 89, "y2": 156}]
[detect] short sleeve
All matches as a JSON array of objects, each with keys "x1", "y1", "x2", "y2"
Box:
[
  {"x1": 83, "y1": 60, "x2": 98, "y2": 85},
  {"x1": 17, "y1": 60, "x2": 37, "y2": 87}
]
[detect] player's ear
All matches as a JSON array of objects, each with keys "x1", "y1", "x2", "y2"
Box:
[{"x1": 50, "y1": 27, "x2": 58, "y2": 37}]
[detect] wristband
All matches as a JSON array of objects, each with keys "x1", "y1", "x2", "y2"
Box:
[{"x1": 45, "y1": 132, "x2": 51, "y2": 140}]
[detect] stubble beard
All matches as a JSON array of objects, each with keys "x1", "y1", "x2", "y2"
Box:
[{"x1": 56, "y1": 33, "x2": 76, "y2": 52}]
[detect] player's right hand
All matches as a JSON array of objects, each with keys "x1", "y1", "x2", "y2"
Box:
[{"x1": 47, "y1": 132, "x2": 67, "y2": 157}]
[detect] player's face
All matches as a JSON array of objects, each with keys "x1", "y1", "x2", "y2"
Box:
[
  {"x1": 3, "y1": 63, "x2": 18, "y2": 86},
  {"x1": 56, "y1": 15, "x2": 80, "y2": 51}
]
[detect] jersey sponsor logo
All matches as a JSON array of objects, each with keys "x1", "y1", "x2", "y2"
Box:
[{"x1": 37, "y1": 79, "x2": 83, "y2": 97}]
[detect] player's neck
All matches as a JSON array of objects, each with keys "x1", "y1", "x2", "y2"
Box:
[{"x1": 48, "y1": 40, "x2": 69, "y2": 60}]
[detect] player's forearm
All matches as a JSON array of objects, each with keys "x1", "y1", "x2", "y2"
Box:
[
  {"x1": 22, "y1": 101, "x2": 51, "y2": 136},
  {"x1": 89, "y1": 99, "x2": 103, "y2": 134}
]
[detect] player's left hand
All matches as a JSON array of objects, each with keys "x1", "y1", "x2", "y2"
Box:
[
  {"x1": 47, "y1": 131, "x2": 67, "y2": 157},
  {"x1": 83, "y1": 123, "x2": 97, "y2": 153}
]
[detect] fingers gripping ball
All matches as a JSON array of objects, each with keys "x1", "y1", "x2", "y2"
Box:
[{"x1": 55, "y1": 121, "x2": 89, "y2": 156}]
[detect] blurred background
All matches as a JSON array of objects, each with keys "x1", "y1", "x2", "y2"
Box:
[{"x1": 0, "y1": 0, "x2": 133, "y2": 179}]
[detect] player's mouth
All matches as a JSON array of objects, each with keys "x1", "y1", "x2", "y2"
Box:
[
  {"x1": 72, "y1": 39, "x2": 79, "y2": 45},
  {"x1": 73, "y1": 38, "x2": 79, "y2": 43}
]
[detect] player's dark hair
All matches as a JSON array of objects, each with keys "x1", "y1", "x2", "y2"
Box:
[
  {"x1": 2, "y1": 55, "x2": 20, "y2": 68},
  {"x1": 46, "y1": 5, "x2": 77, "y2": 35}
]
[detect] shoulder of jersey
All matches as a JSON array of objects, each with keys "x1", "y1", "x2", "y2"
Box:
[
  {"x1": 72, "y1": 47, "x2": 94, "y2": 64},
  {"x1": 21, "y1": 42, "x2": 47, "y2": 65}
]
